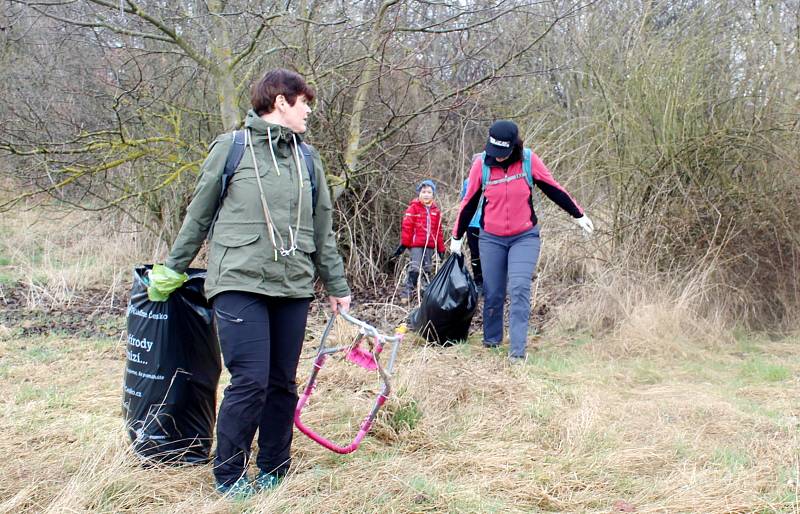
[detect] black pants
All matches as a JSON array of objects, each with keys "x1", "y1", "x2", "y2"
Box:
[
  {"x1": 212, "y1": 291, "x2": 311, "y2": 486},
  {"x1": 466, "y1": 226, "x2": 483, "y2": 286}
]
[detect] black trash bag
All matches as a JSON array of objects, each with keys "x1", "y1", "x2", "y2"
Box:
[
  {"x1": 122, "y1": 265, "x2": 221, "y2": 464},
  {"x1": 409, "y1": 254, "x2": 478, "y2": 345}
]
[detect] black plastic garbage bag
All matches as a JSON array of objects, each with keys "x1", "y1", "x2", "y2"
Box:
[
  {"x1": 409, "y1": 254, "x2": 478, "y2": 345},
  {"x1": 122, "y1": 265, "x2": 221, "y2": 464}
]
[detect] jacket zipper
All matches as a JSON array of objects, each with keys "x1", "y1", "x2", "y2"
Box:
[{"x1": 504, "y1": 169, "x2": 510, "y2": 234}]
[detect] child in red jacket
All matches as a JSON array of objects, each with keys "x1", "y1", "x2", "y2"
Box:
[{"x1": 394, "y1": 179, "x2": 445, "y2": 301}]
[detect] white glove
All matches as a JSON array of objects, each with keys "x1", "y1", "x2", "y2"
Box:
[
  {"x1": 449, "y1": 237, "x2": 463, "y2": 255},
  {"x1": 575, "y1": 214, "x2": 594, "y2": 235}
]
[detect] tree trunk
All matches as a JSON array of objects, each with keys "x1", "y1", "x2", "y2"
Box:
[
  {"x1": 339, "y1": 0, "x2": 400, "y2": 199},
  {"x1": 208, "y1": 0, "x2": 241, "y2": 131}
]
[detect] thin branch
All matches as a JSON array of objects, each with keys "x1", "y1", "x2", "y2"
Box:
[
  {"x1": 354, "y1": 14, "x2": 567, "y2": 158},
  {"x1": 295, "y1": 16, "x2": 349, "y2": 27},
  {"x1": 230, "y1": 10, "x2": 287, "y2": 68},
  {"x1": 394, "y1": 4, "x2": 518, "y2": 34},
  {"x1": 81, "y1": 0, "x2": 217, "y2": 72},
  {"x1": 0, "y1": 150, "x2": 150, "y2": 210},
  {"x1": 24, "y1": 4, "x2": 173, "y2": 41},
  {"x1": 0, "y1": 137, "x2": 176, "y2": 156}
]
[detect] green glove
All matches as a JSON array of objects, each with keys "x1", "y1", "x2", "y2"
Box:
[{"x1": 147, "y1": 264, "x2": 189, "y2": 302}]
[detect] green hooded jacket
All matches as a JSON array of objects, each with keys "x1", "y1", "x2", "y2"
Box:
[{"x1": 165, "y1": 110, "x2": 350, "y2": 300}]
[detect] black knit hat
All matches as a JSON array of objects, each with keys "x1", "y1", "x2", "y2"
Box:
[{"x1": 485, "y1": 120, "x2": 518, "y2": 159}]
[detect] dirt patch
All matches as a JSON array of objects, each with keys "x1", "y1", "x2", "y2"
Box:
[
  {"x1": 0, "y1": 280, "x2": 410, "y2": 338},
  {"x1": 0, "y1": 279, "x2": 554, "y2": 339},
  {"x1": 0, "y1": 284, "x2": 127, "y2": 339}
]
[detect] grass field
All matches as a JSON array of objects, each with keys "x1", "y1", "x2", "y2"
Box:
[
  {"x1": 0, "y1": 327, "x2": 798, "y2": 513},
  {"x1": 1, "y1": 209, "x2": 798, "y2": 513}
]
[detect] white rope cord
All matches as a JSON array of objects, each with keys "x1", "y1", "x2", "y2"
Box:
[
  {"x1": 247, "y1": 127, "x2": 304, "y2": 260},
  {"x1": 289, "y1": 133, "x2": 305, "y2": 254}
]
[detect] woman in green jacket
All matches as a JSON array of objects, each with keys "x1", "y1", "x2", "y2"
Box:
[{"x1": 149, "y1": 69, "x2": 351, "y2": 498}]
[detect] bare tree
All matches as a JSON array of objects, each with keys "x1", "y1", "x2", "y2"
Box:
[
  {"x1": 4, "y1": 0, "x2": 796, "y2": 325},
  {"x1": 0, "y1": 0, "x2": 590, "y2": 242}
]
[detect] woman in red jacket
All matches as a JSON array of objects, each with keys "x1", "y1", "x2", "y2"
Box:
[
  {"x1": 396, "y1": 180, "x2": 445, "y2": 302},
  {"x1": 451, "y1": 121, "x2": 593, "y2": 361}
]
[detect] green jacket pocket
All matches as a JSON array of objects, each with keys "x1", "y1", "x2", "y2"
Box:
[{"x1": 210, "y1": 232, "x2": 262, "y2": 282}]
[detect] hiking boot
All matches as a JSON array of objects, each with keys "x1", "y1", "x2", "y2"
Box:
[
  {"x1": 215, "y1": 476, "x2": 256, "y2": 500},
  {"x1": 254, "y1": 470, "x2": 283, "y2": 491}
]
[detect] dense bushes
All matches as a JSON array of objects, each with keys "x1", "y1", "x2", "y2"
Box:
[{"x1": 1, "y1": 0, "x2": 797, "y2": 327}]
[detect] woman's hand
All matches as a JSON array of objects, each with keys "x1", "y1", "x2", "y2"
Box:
[{"x1": 328, "y1": 295, "x2": 351, "y2": 314}]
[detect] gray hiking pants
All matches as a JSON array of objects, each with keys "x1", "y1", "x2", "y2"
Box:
[
  {"x1": 479, "y1": 226, "x2": 541, "y2": 358},
  {"x1": 404, "y1": 247, "x2": 434, "y2": 297}
]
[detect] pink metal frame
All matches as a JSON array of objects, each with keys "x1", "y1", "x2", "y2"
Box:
[{"x1": 294, "y1": 312, "x2": 405, "y2": 454}]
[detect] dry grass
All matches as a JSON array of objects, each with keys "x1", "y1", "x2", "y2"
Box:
[
  {"x1": 1, "y1": 319, "x2": 798, "y2": 513},
  {"x1": 0, "y1": 206, "x2": 150, "y2": 310},
  {"x1": 533, "y1": 201, "x2": 796, "y2": 359},
  {"x1": 1, "y1": 207, "x2": 799, "y2": 513}
]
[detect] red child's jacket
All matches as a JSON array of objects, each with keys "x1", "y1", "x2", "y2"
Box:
[{"x1": 401, "y1": 199, "x2": 445, "y2": 251}]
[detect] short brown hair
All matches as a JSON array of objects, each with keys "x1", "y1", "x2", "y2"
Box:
[{"x1": 251, "y1": 69, "x2": 316, "y2": 116}]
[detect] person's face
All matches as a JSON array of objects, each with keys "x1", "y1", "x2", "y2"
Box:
[
  {"x1": 495, "y1": 154, "x2": 510, "y2": 162},
  {"x1": 277, "y1": 94, "x2": 312, "y2": 133},
  {"x1": 418, "y1": 186, "x2": 434, "y2": 204}
]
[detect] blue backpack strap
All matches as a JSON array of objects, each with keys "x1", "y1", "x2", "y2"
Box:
[
  {"x1": 478, "y1": 148, "x2": 536, "y2": 215},
  {"x1": 522, "y1": 148, "x2": 533, "y2": 187},
  {"x1": 481, "y1": 149, "x2": 534, "y2": 188},
  {"x1": 480, "y1": 151, "x2": 489, "y2": 189},
  {"x1": 299, "y1": 142, "x2": 318, "y2": 215},
  {"x1": 476, "y1": 151, "x2": 489, "y2": 219},
  {"x1": 522, "y1": 148, "x2": 538, "y2": 212}
]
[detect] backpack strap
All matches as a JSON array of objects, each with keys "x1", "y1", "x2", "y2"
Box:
[
  {"x1": 209, "y1": 130, "x2": 246, "y2": 238},
  {"x1": 209, "y1": 133, "x2": 319, "y2": 239},
  {"x1": 485, "y1": 172, "x2": 527, "y2": 186},
  {"x1": 521, "y1": 148, "x2": 533, "y2": 187},
  {"x1": 481, "y1": 151, "x2": 489, "y2": 189},
  {"x1": 299, "y1": 142, "x2": 318, "y2": 215},
  {"x1": 521, "y1": 148, "x2": 537, "y2": 211},
  {"x1": 481, "y1": 149, "x2": 534, "y2": 188},
  {"x1": 219, "y1": 130, "x2": 246, "y2": 203},
  {"x1": 479, "y1": 148, "x2": 536, "y2": 212},
  {"x1": 217, "y1": 132, "x2": 317, "y2": 210},
  {"x1": 478, "y1": 151, "x2": 489, "y2": 216}
]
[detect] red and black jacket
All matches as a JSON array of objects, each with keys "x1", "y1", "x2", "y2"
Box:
[
  {"x1": 454, "y1": 149, "x2": 583, "y2": 238},
  {"x1": 401, "y1": 199, "x2": 445, "y2": 251}
]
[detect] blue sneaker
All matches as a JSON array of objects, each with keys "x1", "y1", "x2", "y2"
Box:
[
  {"x1": 215, "y1": 476, "x2": 256, "y2": 500},
  {"x1": 254, "y1": 470, "x2": 283, "y2": 491}
]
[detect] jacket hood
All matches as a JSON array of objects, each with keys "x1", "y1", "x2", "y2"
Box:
[{"x1": 244, "y1": 109, "x2": 305, "y2": 145}]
